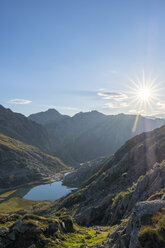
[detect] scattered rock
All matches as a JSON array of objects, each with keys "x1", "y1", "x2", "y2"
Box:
[
  {"x1": 0, "y1": 227, "x2": 9, "y2": 236},
  {"x1": 108, "y1": 200, "x2": 165, "y2": 248}
]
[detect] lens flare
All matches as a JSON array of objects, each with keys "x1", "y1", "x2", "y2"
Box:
[
  {"x1": 126, "y1": 73, "x2": 162, "y2": 132},
  {"x1": 128, "y1": 73, "x2": 161, "y2": 113}
]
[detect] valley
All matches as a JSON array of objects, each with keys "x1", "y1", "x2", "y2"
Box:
[
  {"x1": 29, "y1": 109, "x2": 165, "y2": 163},
  {"x1": 1, "y1": 105, "x2": 165, "y2": 247},
  {"x1": 2, "y1": 1, "x2": 165, "y2": 247}
]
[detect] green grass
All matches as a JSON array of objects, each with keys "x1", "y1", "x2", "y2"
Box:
[
  {"x1": 0, "y1": 196, "x2": 52, "y2": 213},
  {"x1": 0, "y1": 195, "x2": 114, "y2": 248},
  {"x1": 0, "y1": 134, "x2": 37, "y2": 152},
  {"x1": 0, "y1": 189, "x2": 18, "y2": 202},
  {"x1": 0, "y1": 205, "x2": 111, "y2": 248},
  {"x1": 46, "y1": 225, "x2": 111, "y2": 248},
  {"x1": 0, "y1": 213, "x2": 21, "y2": 227}
]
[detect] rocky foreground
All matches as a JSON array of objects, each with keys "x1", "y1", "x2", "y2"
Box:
[{"x1": 0, "y1": 213, "x2": 74, "y2": 248}]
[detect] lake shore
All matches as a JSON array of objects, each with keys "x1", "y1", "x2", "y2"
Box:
[{"x1": 0, "y1": 170, "x2": 72, "y2": 196}]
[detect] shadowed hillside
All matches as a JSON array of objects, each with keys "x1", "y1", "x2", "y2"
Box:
[
  {"x1": 0, "y1": 134, "x2": 67, "y2": 188},
  {"x1": 29, "y1": 109, "x2": 165, "y2": 163},
  {"x1": 0, "y1": 105, "x2": 75, "y2": 165},
  {"x1": 52, "y1": 124, "x2": 165, "y2": 227}
]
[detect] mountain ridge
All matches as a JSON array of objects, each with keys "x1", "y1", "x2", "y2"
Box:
[
  {"x1": 51, "y1": 124, "x2": 165, "y2": 228},
  {"x1": 0, "y1": 105, "x2": 75, "y2": 165},
  {"x1": 29, "y1": 108, "x2": 70, "y2": 125},
  {"x1": 28, "y1": 108, "x2": 165, "y2": 163}
]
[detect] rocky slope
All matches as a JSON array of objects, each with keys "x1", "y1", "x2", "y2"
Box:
[
  {"x1": 99, "y1": 199, "x2": 165, "y2": 248},
  {"x1": 63, "y1": 157, "x2": 107, "y2": 187},
  {"x1": 0, "y1": 210, "x2": 110, "y2": 248},
  {"x1": 0, "y1": 213, "x2": 74, "y2": 248},
  {"x1": 29, "y1": 109, "x2": 165, "y2": 163},
  {"x1": 0, "y1": 134, "x2": 67, "y2": 188},
  {"x1": 52, "y1": 124, "x2": 165, "y2": 229}
]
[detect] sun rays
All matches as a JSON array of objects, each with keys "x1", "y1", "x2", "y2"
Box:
[
  {"x1": 127, "y1": 73, "x2": 161, "y2": 115},
  {"x1": 126, "y1": 73, "x2": 162, "y2": 133}
]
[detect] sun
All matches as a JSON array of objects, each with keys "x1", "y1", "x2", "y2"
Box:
[
  {"x1": 126, "y1": 73, "x2": 163, "y2": 132},
  {"x1": 128, "y1": 73, "x2": 161, "y2": 113},
  {"x1": 137, "y1": 87, "x2": 152, "y2": 102}
]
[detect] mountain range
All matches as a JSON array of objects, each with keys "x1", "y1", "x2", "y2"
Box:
[{"x1": 29, "y1": 108, "x2": 165, "y2": 163}]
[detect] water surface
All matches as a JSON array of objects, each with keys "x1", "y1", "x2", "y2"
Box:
[{"x1": 24, "y1": 180, "x2": 77, "y2": 201}]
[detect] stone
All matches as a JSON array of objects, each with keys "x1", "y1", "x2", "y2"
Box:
[{"x1": 0, "y1": 227, "x2": 9, "y2": 236}]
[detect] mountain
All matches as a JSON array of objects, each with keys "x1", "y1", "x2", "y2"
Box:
[
  {"x1": 0, "y1": 105, "x2": 74, "y2": 165},
  {"x1": 29, "y1": 109, "x2": 165, "y2": 163},
  {"x1": 63, "y1": 156, "x2": 107, "y2": 187},
  {"x1": 29, "y1": 108, "x2": 70, "y2": 125},
  {"x1": 1, "y1": 106, "x2": 165, "y2": 247},
  {"x1": 52, "y1": 124, "x2": 165, "y2": 234},
  {"x1": 0, "y1": 134, "x2": 67, "y2": 188},
  {"x1": 0, "y1": 105, "x2": 57, "y2": 153}
]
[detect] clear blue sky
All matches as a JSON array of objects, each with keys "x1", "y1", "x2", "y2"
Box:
[{"x1": 1, "y1": 0, "x2": 165, "y2": 117}]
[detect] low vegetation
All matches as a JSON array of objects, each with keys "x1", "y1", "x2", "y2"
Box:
[
  {"x1": 0, "y1": 196, "x2": 52, "y2": 213},
  {"x1": 49, "y1": 225, "x2": 109, "y2": 248},
  {"x1": 112, "y1": 183, "x2": 137, "y2": 209},
  {"x1": 0, "y1": 202, "x2": 110, "y2": 248},
  {"x1": 138, "y1": 208, "x2": 165, "y2": 248}
]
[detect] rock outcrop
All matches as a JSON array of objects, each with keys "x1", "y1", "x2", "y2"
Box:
[
  {"x1": 108, "y1": 200, "x2": 165, "y2": 248},
  {"x1": 63, "y1": 157, "x2": 107, "y2": 187},
  {"x1": 0, "y1": 213, "x2": 74, "y2": 248}
]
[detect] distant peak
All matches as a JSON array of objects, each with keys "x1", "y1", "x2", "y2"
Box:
[
  {"x1": 91, "y1": 110, "x2": 100, "y2": 113},
  {"x1": 46, "y1": 108, "x2": 60, "y2": 114},
  {"x1": 73, "y1": 110, "x2": 105, "y2": 118},
  {"x1": 0, "y1": 105, "x2": 12, "y2": 113}
]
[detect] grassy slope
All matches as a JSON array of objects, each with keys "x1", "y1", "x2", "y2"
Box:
[
  {"x1": 47, "y1": 225, "x2": 110, "y2": 248},
  {"x1": 0, "y1": 197, "x2": 111, "y2": 248},
  {"x1": 0, "y1": 134, "x2": 69, "y2": 188},
  {"x1": 0, "y1": 133, "x2": 65, "y2": 165}
]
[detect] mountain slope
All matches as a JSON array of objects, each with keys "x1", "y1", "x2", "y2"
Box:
[
  {"x1": 0, "y1": 105, "x2": 75, "y2": 165},
  {"x1": 0, "y1": 134, "x2": 67, "y2": 188},
  {"x1": 29, "y1": 109, "x2": 165, "y2": 163},
  {"x1": 0, "y1": 105, "x2": 57, "y2": 153},
  {"x1": 52, "y1": 124, "x2": 165, "y2": 227}
]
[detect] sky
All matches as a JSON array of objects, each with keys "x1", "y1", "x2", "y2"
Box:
[{"x1": 1, "y1": 0, "x2": 165, "y2": 117}]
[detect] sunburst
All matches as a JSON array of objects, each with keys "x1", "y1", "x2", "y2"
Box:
[
  {"x1": 127, "y1": 73, "x2": 161, "y2": 113},
  {"x1": 126, "y1": 73, "x2": 162, "y2": 132}
]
